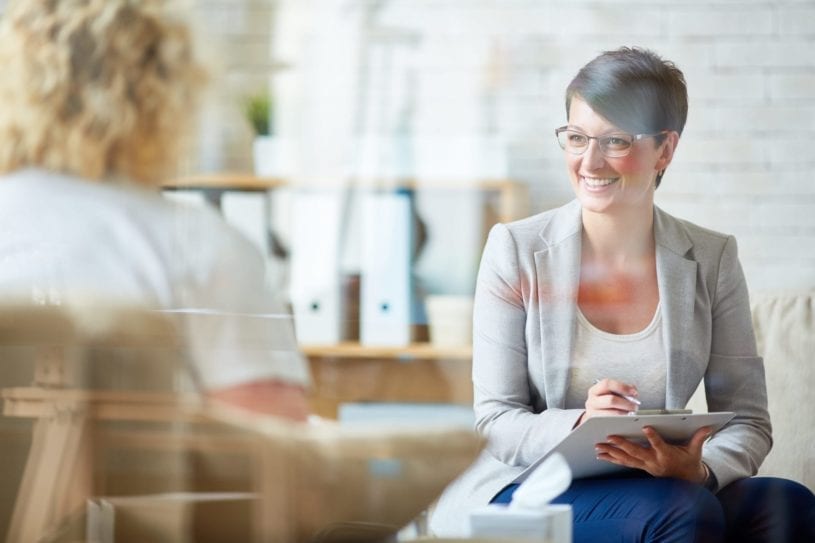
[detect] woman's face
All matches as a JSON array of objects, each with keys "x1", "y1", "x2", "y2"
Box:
[{"x1": 564, "y1": 97, "x2": 676, "y2": 216}]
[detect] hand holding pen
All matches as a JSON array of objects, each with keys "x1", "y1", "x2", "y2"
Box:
[{"x1": 575, "y1": 378, "x2": 641, "y2": 427}]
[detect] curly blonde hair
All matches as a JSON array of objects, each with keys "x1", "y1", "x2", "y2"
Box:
[{"x1": 0, "y1": 0, "x2": 208, "y2": 184}]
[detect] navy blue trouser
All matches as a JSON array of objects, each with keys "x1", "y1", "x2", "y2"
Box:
[{"x1": 491, "y1": 475, "x2": 815, "y2": 543}]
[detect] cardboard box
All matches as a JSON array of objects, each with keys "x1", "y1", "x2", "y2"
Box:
[{"x1": 86, "y1": 492, "x2": 254, "y2": 543}]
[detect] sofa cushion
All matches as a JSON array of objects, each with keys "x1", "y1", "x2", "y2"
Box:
[{"x1": 751, "y1": 291, "x2": 814, "y2": 492}]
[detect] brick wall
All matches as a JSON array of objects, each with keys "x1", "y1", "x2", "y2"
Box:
[
  {"x1": 273, "y1": 0, "x2": 815, "y2": 293},
  {"x1": 1, "y1": 0, "x2": 812, "y2": 292},
  {"x1": 190, "y1": 0, "x2": 278, "y2": 172}
]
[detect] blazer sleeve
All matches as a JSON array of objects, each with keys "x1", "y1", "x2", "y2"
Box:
[
  {"x1": 702, "y1": 235, "x2": 773, "y2": 490},
  {"x1": 472, "y1": 224, "x2": 583, "y2": 467}
]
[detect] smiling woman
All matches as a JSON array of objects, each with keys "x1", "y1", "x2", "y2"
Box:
[{"x1": 429, "y1": 46, "x2": 815, "y2": 542}]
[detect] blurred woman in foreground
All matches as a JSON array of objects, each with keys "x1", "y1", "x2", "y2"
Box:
[{"x1": 0, "y1": 0, "x2": 309, "y2": 420}]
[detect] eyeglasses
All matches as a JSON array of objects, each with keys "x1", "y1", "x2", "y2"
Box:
[{"x1": 555, "y1": 126, "x2": 666, "y2": 158}]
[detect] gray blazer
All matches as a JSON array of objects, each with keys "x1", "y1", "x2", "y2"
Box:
[{"x1": 430, "y1": 200, "x2": 772, "y2": 536}]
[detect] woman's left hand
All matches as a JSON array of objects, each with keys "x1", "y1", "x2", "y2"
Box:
[{"x1": 595, "y1": 426, "x2": 712, "y2": 483}]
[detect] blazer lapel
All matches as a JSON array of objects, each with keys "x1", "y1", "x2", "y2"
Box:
[
  {"x1": 534, "y1": 200, "x2": 582, "y2": 409},
  {"x1": 654, "y1": 207, "x2": 698, "y2": 409}
]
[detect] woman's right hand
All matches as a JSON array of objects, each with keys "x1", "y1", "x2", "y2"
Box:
[{"x1": 576, "y1": 378, "x2": 640, "y2": 426}]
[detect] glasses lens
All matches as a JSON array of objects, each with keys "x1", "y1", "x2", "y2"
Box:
[
  {"x1": 557, "y1": 130, "x2": 588, "y2": 153},
  {"x1": 600, "y1": 134, "x2": 633, "y2": 157}
]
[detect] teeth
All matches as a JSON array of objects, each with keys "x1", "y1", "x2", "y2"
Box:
[{"x1": 582, "y1": 176, "x2": 617, "y2": 187}]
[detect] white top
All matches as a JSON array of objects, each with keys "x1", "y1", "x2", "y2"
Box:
[
  {"x1": 0, "y1": 168, "x2": 310, "y2": 390},
  {"x1": 566, "y1": 303, "x2": 667, "y2": 410}
]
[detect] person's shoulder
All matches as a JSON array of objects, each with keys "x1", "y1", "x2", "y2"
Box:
[
  {"x1": 499, "y1": 199, "x2": 580, "y2": 246},
  {"x1": 655, "y1": 206, "x2": 736, "y2": 262}
]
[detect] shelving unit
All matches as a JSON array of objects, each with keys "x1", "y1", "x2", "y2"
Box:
[
  {"x1": 163, "y1": 174, "x2": 528, "y2": 223},
  {"x1": 301, "y1": 341, "x2": 471, "y2": 361},
  {"x1": 301, "y1": 342, "x2": 474, "y2": 419},
  {"x1": 162, "y1": 173, "x2": 528, "y2": 419}
]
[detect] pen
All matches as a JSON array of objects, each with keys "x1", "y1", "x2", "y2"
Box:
[{"x1": 593, "y1": 379, "x2": 642, "y2": 406}]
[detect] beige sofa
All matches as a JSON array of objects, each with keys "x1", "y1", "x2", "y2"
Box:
[{"x1": 688, "y1": 291, "x2": 814, "y2": 492}]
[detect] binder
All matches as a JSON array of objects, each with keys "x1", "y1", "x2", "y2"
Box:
[
  {"x1": 289, "y1": 191, "x2": 344, "y2": 344},
  {"x1": 360, "y1": 190, "x2": 413, "y2": 346}
]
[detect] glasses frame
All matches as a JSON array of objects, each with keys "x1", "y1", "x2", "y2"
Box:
[{"x1": 554, "y1": 126, "x2": 667, "y2": 158}]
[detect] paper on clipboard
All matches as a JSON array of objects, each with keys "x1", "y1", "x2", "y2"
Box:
[{"x1": 513, "y1": 411, "x2": 735, "y2": 484}]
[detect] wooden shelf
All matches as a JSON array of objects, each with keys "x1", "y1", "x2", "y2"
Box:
[
  {"x1": 300, "y1": 342, "x2": 472, "y2": 361},
  {"x1": 162, "y1": 173, "x2": 287, "y2": 191},
  {"x1": 163, "y1": 173, "x2": 529, "y2": 222}
]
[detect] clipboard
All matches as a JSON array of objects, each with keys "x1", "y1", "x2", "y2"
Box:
[{"x1": 513, "y1": 411, "x2": 735, "y2": 483}]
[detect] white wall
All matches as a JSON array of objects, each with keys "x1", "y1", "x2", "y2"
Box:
[
  {"x1": 189, "y1": 0, "x2": 279, "y2": 172},
  {"x1": 2, "y1": 0, "x2": 812, "y2": 292},
  {"x1": 271, "y1": 0, "x2": 815, "y2": 293}
]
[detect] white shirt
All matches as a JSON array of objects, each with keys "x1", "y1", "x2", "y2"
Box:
[
  {"x1": 566, "y1": 303, "x2": 667, "y2": 410},
  {"x1": 0, "y1": 168, "x2": 309, "y2": 390}
]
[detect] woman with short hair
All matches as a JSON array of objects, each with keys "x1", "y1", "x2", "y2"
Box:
[{"x1": 431, "y1": 46, "x2": 815, "y2": 542}]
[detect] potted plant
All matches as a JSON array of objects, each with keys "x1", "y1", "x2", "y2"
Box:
[
  {"x1": 244, "y1": 92, "x2": 272, "y2": 138},
  {"x1": 243, "y1": 91, "x2": 284, "y2": 177}
]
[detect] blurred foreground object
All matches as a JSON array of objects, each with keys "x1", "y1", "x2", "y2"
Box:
[
  {"x1": 0, "y1": 304, "x2": 483, "y2": 542},
  {"x1": 0, "y1": 0, "x2": 309, "y2": 419}
]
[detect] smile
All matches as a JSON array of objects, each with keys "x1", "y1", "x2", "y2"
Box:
[{"x1": 581, "y1": 176, "x2": 619, "y2": 188}]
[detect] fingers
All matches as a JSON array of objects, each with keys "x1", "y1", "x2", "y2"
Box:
[
  {"x1": 642, "y1": 426, "x2": 666, "y2": 449},
  {"x1": 587, "y1": 379, "x2": 640, "y2": 414},
  {"x1": 596, "y1": 437, "x2": 649, "y2": 469},
  {"x1": 592, "y1": 378, "x2": 639, "y2": 400},
  {"x1": 596, "y1": 427, "x2": 714, "y2": 481},
  {"x1": 583, "y1": 379, "x2": 648, "y2": 422},
  {"x1": 688, "y1": 426, "x2": 713, "y2": 451},
  {"x1": 586, "y1": 393, "x2": 636, "y2": 413}
]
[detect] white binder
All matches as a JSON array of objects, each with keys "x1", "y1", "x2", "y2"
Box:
[
  {"x1": 289, "y1": 191, "x2": 345, "y2": 345},
  {"x1": 360, "y1": 191, "x2": 413, "y2": 346}
]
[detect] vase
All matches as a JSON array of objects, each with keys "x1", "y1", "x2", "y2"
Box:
[{"x1": 253, "y1": 136, "x2": 294, "y2": 178}]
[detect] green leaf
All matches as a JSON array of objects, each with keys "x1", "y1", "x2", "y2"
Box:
[{"x1": 242, "y1": 92, "x2": 273, "y2": 136}]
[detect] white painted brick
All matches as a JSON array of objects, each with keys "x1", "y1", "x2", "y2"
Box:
[
  {"x1": 195, "y1": 0, "x2": 815, "y2": 293},
  {"x1": 552, "y1": 6, "x2": 663, "y2": 38},
  {"x1": 769, "y1": 74, "x2": 815, "y2": 100},
  {"x1": 414, "y1": 37, "x2": 491, "y2": 69},
  {"x1": 683, "y1": 106, "x2": 720, "y2": 133},
  {"x1": 767, "y1": 139, "x2": 815, "y2": 166},
  {"x1": 685, "y1": 71, "x2": 766, "y2": 102},
  {"x1": 715, "y1": 41, "x2": 815, "y2": 69},
  {"x1": 541, "y1": 69, "x2": 578, "y2": 102},
  {"x1": 713, "y1": 105, "x2": 815, "y2": 132},
  {"x1": 759, "y1": 202, "x2": 815, "y2": 231},
  {"x1": 655, "y1": 172, "x2": 726, "y2": 198},
  {"x1": 491, "y1": 6, "x2": 555, "y2": 36},
  {"x1": 196, "y1": 4, "x2": 273, "y2": 36},
  {"x1": 656, "y1": 200, "x2": 750, "y2": 233},
  {"x1": 663, "y1": 171, "x2": 815, "y2": 197},
  {"x1": 742, "y1": 261, "x2": 815, "y2": 293},
  {"x1": 673, "y1": 137, "x2": 767, "y2": 166},
  {"x1": 654, "y1": 43, "x2": 718, "y2": 69},
  {"x1": 417, "y1": 69, "x2": 482, "y2": 100},
  {"x1": 221, "y1": 37, "x2": 274, "y2": 68},
  {"x1": 738, "y1": 235, "x2": 815, "y2": 260},
  {"x1": 414, "y1": 98, "x2": 482, "y2": 132},
  {"x1": 503, "y1": 71, "x2": 549, "y2": 98},
  {"x1": 779, "y1": 8, "x2": 815, "y2": 36},
  {"x1": 505, "y1": 39, "x2": 567, "y2": 69},
  {"x1": 668, "y1": 8, "x2": 774, "y2": 38}
]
